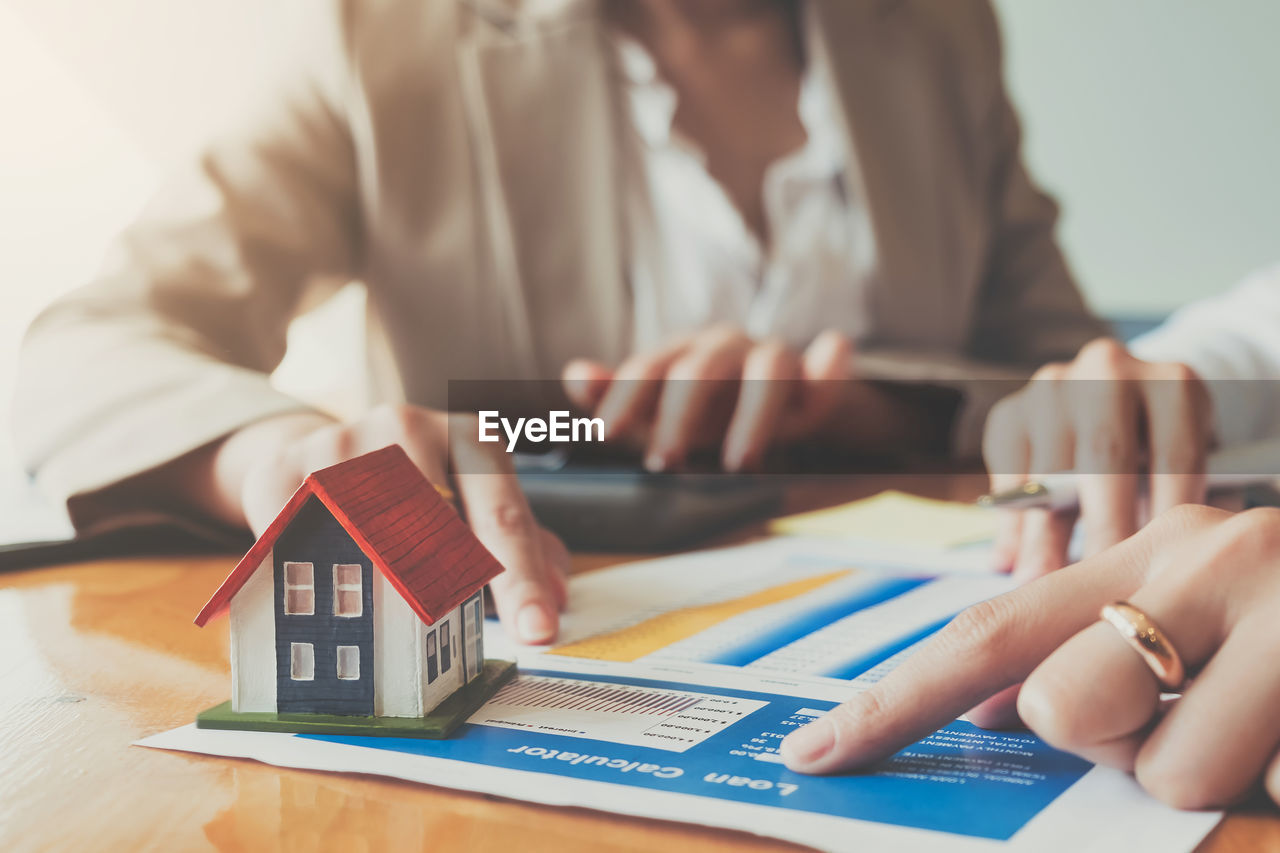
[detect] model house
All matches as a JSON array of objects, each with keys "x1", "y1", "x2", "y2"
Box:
[{"x1": 194, "y1": 444, "x2": 514, "y2": 736}]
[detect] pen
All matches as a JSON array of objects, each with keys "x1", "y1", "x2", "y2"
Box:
[{"x1": 977, "y1": 439, "x2": 1280, "y2": 511}]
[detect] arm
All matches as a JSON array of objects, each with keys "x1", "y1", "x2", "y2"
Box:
[
  {"x1": 13, "y1": 0, "x2": 360, "y2": 528},
  {"x1": 10, "y1": 3, "x2": 570, "y2": 643}
]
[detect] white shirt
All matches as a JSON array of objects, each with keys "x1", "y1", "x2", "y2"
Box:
[
  {"x1": 1131, "y1": 263, "x2": 1280, "y2": 447},
  {"x1": 614, "y1": 11, "x2": 876, "y2": 352}
]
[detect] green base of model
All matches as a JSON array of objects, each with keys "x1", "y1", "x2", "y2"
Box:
[{"x1": 196, "y1": 659, "x2": 516, "y2": 740}]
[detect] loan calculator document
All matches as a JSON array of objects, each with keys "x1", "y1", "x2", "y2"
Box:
[{"x1": 141, "y1": 539, "x2": 1220, "y2": 852}]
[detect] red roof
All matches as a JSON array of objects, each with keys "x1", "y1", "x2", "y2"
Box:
[{"x1": 195, "y1": 445, "x2": 504, "y2": 627}]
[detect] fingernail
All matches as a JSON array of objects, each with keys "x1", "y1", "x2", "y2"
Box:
[
  {"x1": 644, "y1": 452, "x2": 667, "y2": 472},
  {"x1": 517, "y1": 603, "x2": 555, "y2": 644},
  {"x1": 780, "y1": 717, "x2": 835, "y2": 768}
]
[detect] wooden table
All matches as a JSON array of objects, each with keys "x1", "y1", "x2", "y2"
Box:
[{"x1": 2, "y1": 474, "x2": 1276, "y2": 852}]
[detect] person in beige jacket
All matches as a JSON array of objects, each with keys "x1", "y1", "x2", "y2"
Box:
[{"x1": 13, "y1": 0, "x2": 1105, "y2": 643}]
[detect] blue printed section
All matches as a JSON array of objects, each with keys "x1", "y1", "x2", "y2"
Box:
[
  {"x1": 706, "y1": 577, "x2": 930, "y2": 667},
  {"x1": 821, "y1": 613, "x2": 957, "y2": 680},
  {"x1": 306, "y1": 668, "x2": 1091, "y2": 840}
]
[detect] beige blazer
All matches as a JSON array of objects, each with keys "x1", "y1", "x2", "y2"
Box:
[{"x1": 14, "y1": 0, "x2": 1105, "y2": 518}]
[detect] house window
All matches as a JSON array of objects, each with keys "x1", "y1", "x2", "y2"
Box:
[
  {"x1": 283, "y1": 562, "x2": 314, "y2": 615},
  {"x1": 440, "y1": 619, "x2": 452, "y2": 673},
  {"x1": 290, "y1": 642, "x2": 314, "y2": 680},
  {"x1": 426, "y1": 630, "x2": 438, "y2": 684},
  {"x1": 471, "y1": 596, "x2": 484, "y2": 677},
  {"x1": 462, "y1": 594, "x2": 483, "y2": 680},
  {"x1": 336, "y1": 645, "x2": 360, "y2": 680},
  {"x1": 333, "y1": 564, "x2": 363, "y2": 617}
]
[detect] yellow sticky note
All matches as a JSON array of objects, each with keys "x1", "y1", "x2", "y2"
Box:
[{"x1": 769, "y1": 490, "x2": 997, "y2": 548}]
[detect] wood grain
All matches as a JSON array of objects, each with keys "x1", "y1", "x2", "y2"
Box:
[{"x1": 1, "y1": 473, "x2": 1276, "y2": 852}]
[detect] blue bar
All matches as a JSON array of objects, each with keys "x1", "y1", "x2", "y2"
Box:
[
  {"x1": 822, "y1": 612, "x2": 958, "y2": 681},
  {"x1": 705, "y1": 576, "x2": 930, "y2": 667}
]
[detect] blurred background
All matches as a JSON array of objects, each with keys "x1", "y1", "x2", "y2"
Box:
[{"x1": 3, "y1": 0, "x2": 1279, "y2": 471}]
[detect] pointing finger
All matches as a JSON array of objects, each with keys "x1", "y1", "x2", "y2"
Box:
[{"x1": 780, "y1": 529, "x2": 1154, "y2": 774}]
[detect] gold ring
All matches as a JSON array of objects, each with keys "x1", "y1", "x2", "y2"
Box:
[{"x1": 1099, "y1": 601, "x2": 1186, "y2": 691}]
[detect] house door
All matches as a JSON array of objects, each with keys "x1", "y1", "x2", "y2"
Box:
[{"x1": 274, "y1": 498, "x2": 375, "y2": 716}]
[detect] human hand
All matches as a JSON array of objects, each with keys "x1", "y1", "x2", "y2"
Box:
[
  {"x1": 983, "y1": 338, "x2": 1211, "y2": 580},
  {"x1": 212, "y1": 406, "x2": 569, "y2": 644},
  {"x1": 780, "y1": 504, "x2": 1280, "y2": 810},
  {"x1": 562, "y1": 326, "x2": 853, "y2": 472}
]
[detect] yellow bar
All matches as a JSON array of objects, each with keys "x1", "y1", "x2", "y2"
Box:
[{"x1": 549, "y1": 570, "x2": 852, "y2": 662}]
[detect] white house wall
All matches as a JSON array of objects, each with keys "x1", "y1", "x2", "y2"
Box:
[
  {"x1": 374, "y1": 571, "x2": 422, "y2": 718},
  {"x1": 421, "y1": 603, "x2": 466, "y2": 714},
  {"x1": 229, "y1": 552, "x2": 469, "y2": 719},
  {"x1": 230, "y1": 550, "x2": 276, "y2": 713}
]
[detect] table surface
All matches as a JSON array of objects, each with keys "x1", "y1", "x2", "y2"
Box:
[{"x1": 2, "y1": 474, "x2": 1277, "y2": 853}]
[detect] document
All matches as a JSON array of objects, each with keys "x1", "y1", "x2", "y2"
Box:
[
  {"x1": 539, "y1": 539, "x2": 1012, "y2": 685},
  {"x1": 140, "y1": 538, "x2": 1220, "y2": 852}
]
